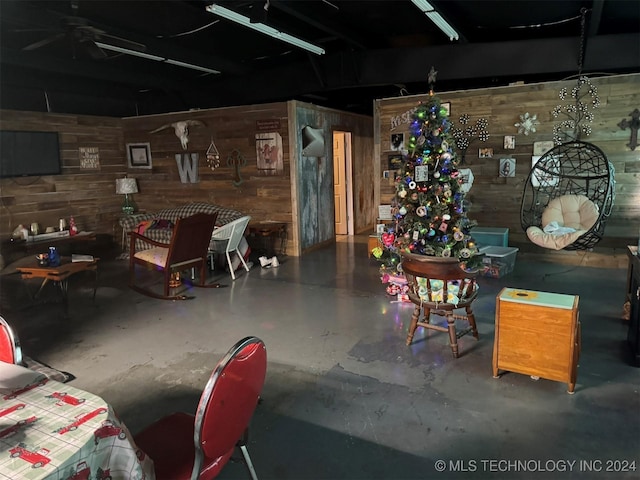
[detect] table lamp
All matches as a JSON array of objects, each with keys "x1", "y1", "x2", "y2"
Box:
[{"x1": 115, "y1": 177, "x2": 138, "y2": 215}]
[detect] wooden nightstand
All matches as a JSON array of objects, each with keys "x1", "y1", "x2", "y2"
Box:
[{"x1": 493, "y1": 287, "x2": 580, "y2": 394}]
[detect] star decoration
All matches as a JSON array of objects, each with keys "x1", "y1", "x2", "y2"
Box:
[{"x1": 515, "y1": 112, "x2": 540, "y2": 135}]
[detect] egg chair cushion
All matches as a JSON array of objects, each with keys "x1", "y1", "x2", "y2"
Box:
[{"x1": 526, "y1": 195, "x2": 600, "y2": 250}]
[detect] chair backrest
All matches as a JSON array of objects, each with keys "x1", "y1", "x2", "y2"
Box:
[
  {"x1": 210, "y1": 215, "x2": 251, "y2": 253},
  {"x1": 167, "y1": 212, "x2": 218, "y2": 266},
  {"x1": 192, "y1": 336, "x2": 267, "y2": 479},
  {"x1": 402, "y1": 256, "x2": 478, "y2": 309},
  {"x1": 0, "y1": 315, "x2": 23, "y2": 365}
]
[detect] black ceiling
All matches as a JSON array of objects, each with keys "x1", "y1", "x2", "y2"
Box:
[{"x1": 1, "y1": 0, "x2": 638, "y2": 117}]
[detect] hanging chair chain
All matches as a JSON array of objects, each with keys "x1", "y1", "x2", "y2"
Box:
[{"x1": 577, "y1": 7, "x2": 588, "y2": 76}]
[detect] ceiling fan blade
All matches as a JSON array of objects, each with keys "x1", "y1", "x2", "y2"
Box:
[
  {"x1": 79, "y1": 39, "x2": 108, "y2": 59},
  {"x1": 94, "y1": 32, "x2": 146, "y2": 53},
  {"x1": 22, "y1": 32, "x2": 66, "y2": 51}
]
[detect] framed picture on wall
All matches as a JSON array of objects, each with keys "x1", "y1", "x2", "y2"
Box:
[
  {"x1": 127, "y1": 143, "x2": 152, "y2": 169},
  {"x1": 533, "y1": 140, "x2": 555, "y2": 156},
  {"x1": 504, "y1": 135, "x2": 516, "y2": 150},
  {"x1": 479, "y1": 147, "x2": 493, "y2": 158},
  {"x1": 388, "y1": 153, "x2": 403, "y2": 170},
  {"x1": 390, "y1": 133, "x2": 404, "y2": 151},
  {"x1": 499, "y1": 158, "x2": 516, "y2": 177}
]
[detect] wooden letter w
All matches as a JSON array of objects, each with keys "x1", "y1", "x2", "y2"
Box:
[{"x1": 175, "y1": 153, "x2": 199, "y2": 183}]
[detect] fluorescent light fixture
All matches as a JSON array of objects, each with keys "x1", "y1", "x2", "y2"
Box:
[
  {"x1": 95, "y1": 42, "x2": 220, "y2": 75},
  {"x1": 95, "y1": 42, "x2": 165, "y2": 61},
  {"x1": 411, "y1": 0, "x2": 459, "y2": 41},
  {"x1": 164, "y1": 59, "x2": 220, "y2": 75},
  {"x1": 205, "y1": 3, "x2": 325, "y2": 55}
]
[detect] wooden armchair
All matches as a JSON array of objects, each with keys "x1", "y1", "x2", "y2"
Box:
[
  {"x1": 402, "y1": 255, "x2": 479, "y2": 358},
  {"x1": 128, "y1": 212, "x2": 220, "y2": 300}
]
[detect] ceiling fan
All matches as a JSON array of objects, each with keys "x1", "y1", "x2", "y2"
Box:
[{"x1": 20, "y1": 0, "x2": 146, "y2": 60}]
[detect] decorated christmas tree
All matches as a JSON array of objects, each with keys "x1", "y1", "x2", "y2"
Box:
[{"x1": 374, "y1": 87, "x2": 482, "y2": 277}]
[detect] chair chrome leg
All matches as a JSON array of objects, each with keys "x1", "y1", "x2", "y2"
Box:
[{"x1": 239, "y1": 444, "x2": 258, "y2": 480}]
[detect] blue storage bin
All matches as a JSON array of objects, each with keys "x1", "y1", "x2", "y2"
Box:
[{"x1": 472, "y1": 227, "x2": 509, "y2": 247}]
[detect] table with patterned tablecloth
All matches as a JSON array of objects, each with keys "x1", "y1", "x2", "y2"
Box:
[{"x1": 0, "y1": 361, "x2": 154, "y2": 480}]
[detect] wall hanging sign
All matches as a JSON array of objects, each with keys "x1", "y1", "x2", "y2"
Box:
[
  {"x1": 79, "y1": 147, "x2": 100, "y2": 170},
  {"x1": 256, "y1": 119, "x2": 281, "y2": 132},
  {"x1": 127, "y1": 143, "x2": 152, "y2": 169},
  {"x1": 533, "y1": 141, "x2": 554, "y2": 156},
  {"x1": 255, "y1": 132, "x2": 283, "y2": 175},
  {"x1": 388, "y1": 153, "x2": 403, "y2": 170}
]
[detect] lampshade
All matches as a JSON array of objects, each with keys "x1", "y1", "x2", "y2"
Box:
[{"x1": 115, "y1": 178, "x2": 138, "y2": 195}]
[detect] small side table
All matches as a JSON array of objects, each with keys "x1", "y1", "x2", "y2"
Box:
[
  {"x1": 16, "y1": 257, "x2": 99, "y2": 317},
  {"x1": 493, "y1": 287, "x2": 580, "y2": 394},
  {"x1": 248, "y1": 222, "x2": 287, "y2": 256}
]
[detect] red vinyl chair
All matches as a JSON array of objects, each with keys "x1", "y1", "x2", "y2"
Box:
[
  {"x1": 0, "y1": 315, "x2": 23, "y2": 365},
  {"x1": 134, "y1": 336, "x2": 267, "y2": 480}
]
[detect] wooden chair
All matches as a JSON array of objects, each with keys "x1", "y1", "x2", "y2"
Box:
[
  {"x1": 128, "y1": 212, "x2": 220, "y2": 300},
  {"x1": 134, "y1": 336, "x2": 267, "y2": 480},
  {"x1": 402, "y1": 255, "x2": 479, "y2": 358}
]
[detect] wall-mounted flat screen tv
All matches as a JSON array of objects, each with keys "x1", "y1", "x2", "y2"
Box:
[{"x1": 0, "y1": 130, "x2": 61, "y2": 178}]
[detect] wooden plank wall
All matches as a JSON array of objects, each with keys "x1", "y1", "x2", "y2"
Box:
[
  {"x1": 0, "y1": 110, "x2": 125, "y2": 242},
  {"x1": 374, "y1": 73, "x2": 640, "y2": 266},
  {"x1": 122, "y1": 102, "x2": 297, "y2": 253},
  {"x1": 0, "y1": 100, "x2": 374, "y2": 260}
]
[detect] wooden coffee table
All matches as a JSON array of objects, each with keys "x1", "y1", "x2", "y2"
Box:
[{"x1": 16, "y1": 257, "x2": 99, "y2": 316}]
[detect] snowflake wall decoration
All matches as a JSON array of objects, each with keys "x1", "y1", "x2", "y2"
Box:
[
  {"x1": 451, "y1": 114, "x2": 490, "y2": 164},
  {"x1": 514, "y1": 112, "x2": 540, "y2": 135},
  {"x1": 551, "y1": 76, "x2": 600, "y2": 144}
]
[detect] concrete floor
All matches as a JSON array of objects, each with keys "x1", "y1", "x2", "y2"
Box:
[{"x1": 2, "y1": 236, "x2": 639, "y2": 479}]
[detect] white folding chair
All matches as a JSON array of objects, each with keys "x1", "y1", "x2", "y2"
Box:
[{"x1": 208, "y1": 216, "x2": 252, "y2": 280}]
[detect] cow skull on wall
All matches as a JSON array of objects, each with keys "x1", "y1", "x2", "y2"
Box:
[{"x1": 150, "y1": 120, "x2": 206, "y2": 150}]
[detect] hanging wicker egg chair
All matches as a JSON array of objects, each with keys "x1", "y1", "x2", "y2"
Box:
[{"x1": 520, "y1": 140, "x2": 615, "y2": 250}]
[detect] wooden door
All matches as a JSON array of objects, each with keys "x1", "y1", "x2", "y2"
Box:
[{"x1": 333, "y1": 132, "x2": 347, "y2": 235}]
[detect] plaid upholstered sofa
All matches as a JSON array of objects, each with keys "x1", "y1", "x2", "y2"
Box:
[{"x1": 120, "y1": 202, "x2": 244, "y2": 250}]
